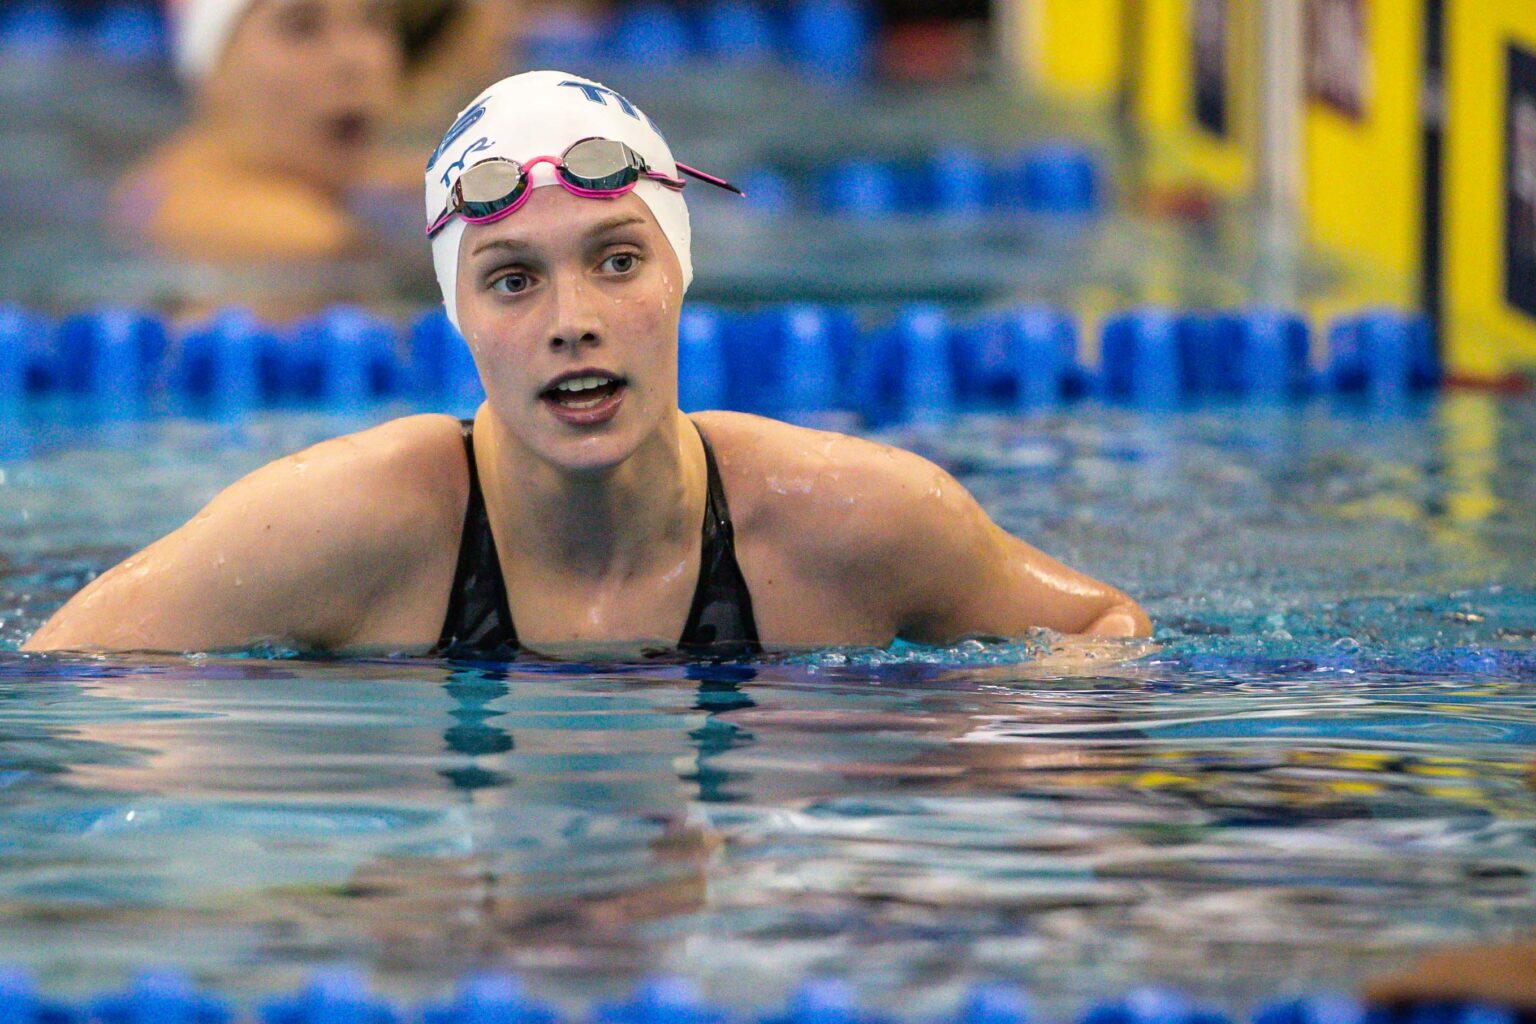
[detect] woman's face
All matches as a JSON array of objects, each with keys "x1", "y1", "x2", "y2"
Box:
[
  {"x1": 206, "y1": 0, "x2": 402, "y2": 192},
  {"x1": 454, "y1": 186, "x2": 686, "y2": 474}
]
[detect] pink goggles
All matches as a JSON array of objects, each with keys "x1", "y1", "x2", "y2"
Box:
[{"x1": 426, "y1": 136, "x2": 743, "y2": 238}]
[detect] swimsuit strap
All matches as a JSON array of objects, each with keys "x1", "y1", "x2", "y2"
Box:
[
  {"x1": 436, "y1": 419, "x2": 760, "y2": 657},
  {"x1": 679, "y1": 425, "x2": 762, "y2": 655},
  {"x1": 434, "y1": 420, "x2": 518, "y2": 656}
]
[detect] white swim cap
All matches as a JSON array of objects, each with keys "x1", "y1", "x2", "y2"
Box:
[
  {"x1": 166, "y1": 0, "x2": 256, "y2": 81},
  {"x1": 425, "y1": 70, "x2": 694, "y2": 331}
]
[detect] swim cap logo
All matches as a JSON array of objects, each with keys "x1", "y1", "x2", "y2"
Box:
[
  {"x1": 428, "y1": 102, "x2": 487, "y2": 171},
  {"x1": 440, "y1": 136, "x2": 495, "y2": 189},
  {"x1": 557, "y1": 80, "x2": 667, "y2": 141}
]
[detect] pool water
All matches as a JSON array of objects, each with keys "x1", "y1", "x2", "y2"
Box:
[{"x1": 0, "y1": 396, "x2": 1533, "y2": 1014}]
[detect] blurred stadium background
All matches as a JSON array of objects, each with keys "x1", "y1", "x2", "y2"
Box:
[{"x1": 1, "y1": 0, "x2": 1533, "y2": 407}]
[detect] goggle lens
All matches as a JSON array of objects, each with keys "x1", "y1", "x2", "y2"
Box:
[
  {"x1": 560, "y1": 139, "x2": 642, "y2": 191},
  {"x1": 457, "y1": 159, "x2": 528, "y2": 218}
]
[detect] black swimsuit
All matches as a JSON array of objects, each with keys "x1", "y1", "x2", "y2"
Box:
[{"x1": 435, "y1": 419, "x2": 761, "y2": 658}]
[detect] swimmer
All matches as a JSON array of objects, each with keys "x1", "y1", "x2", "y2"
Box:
[
  {"x1": 110, "y1": 0, "x2": 402, "y2": 260},
  {"x1": 27, "y1": 71, "x2": 1150, "y2": 657}
]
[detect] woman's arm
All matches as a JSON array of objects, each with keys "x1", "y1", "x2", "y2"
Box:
[
  {"x1": 26, "y1": 456, "x2": 361, "y2": 653},
  {"x1": 23, "y1": 415, "x2": 464, "y2": 654},
  {"x1": 790, "y1": 435, "x2": 1151, "y2": 644},
  {"x1": 891, "y1": 506, "x2": 1150, "y2": 643}
]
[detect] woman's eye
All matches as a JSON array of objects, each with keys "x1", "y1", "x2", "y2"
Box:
[
  {"x1": 490, "y1": 272, "x2": 530, "y2": 295},
  {"x1": 603, "y1": 253, "x2": 639, "y2": 274}
]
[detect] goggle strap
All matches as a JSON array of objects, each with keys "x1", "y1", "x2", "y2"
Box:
[
  {"x1": 426, "y1": 150, "x2": 746, "y2": 236},
  {"x1": 426, "y1": 209, "x2": 456, "y2": 238},
  {"x1": 677, "y1": 162, "x2": 746, "y2": 196}
]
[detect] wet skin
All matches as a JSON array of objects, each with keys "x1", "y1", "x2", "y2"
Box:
[{"x1": 26, "y1": 188, "x2": 1150, "y2": 655}]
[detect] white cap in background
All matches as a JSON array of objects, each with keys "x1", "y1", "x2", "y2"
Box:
[{"x1": 166, "y1": 0, "x2": 257, "y2": 81}]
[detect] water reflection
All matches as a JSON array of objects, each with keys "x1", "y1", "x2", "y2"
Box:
[
  {"x1": 2, "y1": 399, "x2": 1536, "y2": 1006},
  {"x1": 0, "y1": 649, "x2": 1532, "y2": 1009},
  {"x1": 683, "y1": 669, "x2": 759, "y2": 805},
  {"x1": 441, "y1": 667, "x2": 513, "y2": 792}
]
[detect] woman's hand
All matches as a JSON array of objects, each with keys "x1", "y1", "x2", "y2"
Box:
[{"x1": 1082, "y1": 601, "x2": 1153, "y2": 638}]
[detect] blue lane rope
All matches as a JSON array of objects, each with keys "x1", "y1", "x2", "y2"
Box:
[
  {"x1": 0, "y1": 969, "x2": 1525, "y2": 1024},
  {"x1": 0, "y1": 303, "x2": 1440, "y2": 426}
]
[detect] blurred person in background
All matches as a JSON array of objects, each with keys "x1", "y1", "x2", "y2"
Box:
[{"x1": 109, "y1": 0, "x2": 403, "y2": 261}]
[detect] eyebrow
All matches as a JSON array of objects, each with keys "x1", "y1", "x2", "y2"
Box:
[
  {"x1": 469, "y1": 215, "x2": 648, "y2": 258},
  {"x1": 585, "y1": 214, "x2": 648, "y2": 237}
]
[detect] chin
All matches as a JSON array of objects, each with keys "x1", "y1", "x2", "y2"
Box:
[{"x1": 525, "y1": 408, "x2": 650, "y2": 476}]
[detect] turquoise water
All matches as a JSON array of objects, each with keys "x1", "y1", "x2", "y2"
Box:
[{"x1": 0, "y1": 397, "x2": 1534, "y2": 1013}]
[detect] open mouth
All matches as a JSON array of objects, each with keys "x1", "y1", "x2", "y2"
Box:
[
  {"x1": 326, "y1": 112, "x2": 372, "y2": 147},
  {"x1": 539, "y1": 373, "x2": 628, "y2": 423}
]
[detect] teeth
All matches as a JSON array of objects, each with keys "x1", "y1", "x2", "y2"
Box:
[{"x1": 553, "y1": 375, "x2": 612, "y2": 393}]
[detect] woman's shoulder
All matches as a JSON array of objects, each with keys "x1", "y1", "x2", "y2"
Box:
[
  {"x1": 203, "y1": 413, "x2": 470, "y2": 614},
  {"x1": 110, "y1": 135, "x2": 358, "y2": 259},
  {"x1": 108, "y1": 136, "x2": 196, "y2": 241},
  {"x1": 691, "y1": 413, "x2": 1001, "y2": 632},
  {"x1": 693, "y1": 411, "x2": 939, "y2": 484},
  {"x1": 281, "y1": 412, "x2": 468, "y2": 511},
  {"x1": 228, "y1": 413, "x2": 469, "y2": 551},
  {"x1": 20, "y1": 414, "x2": 473, "y2": 654},
  {"x1": 690, "y1": 410, "x2": 953, "y2": 550}
]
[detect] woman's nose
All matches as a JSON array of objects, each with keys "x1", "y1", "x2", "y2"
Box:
[
  {"x1": 548, "y1": 275, "x2": 603, "y2": 352},
  {"x1": 548, "y1": 330, "x2": 599, "y2": 352},
  {"x1": 327, "y1": 19, "x2": 394, "y2": 84}
]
